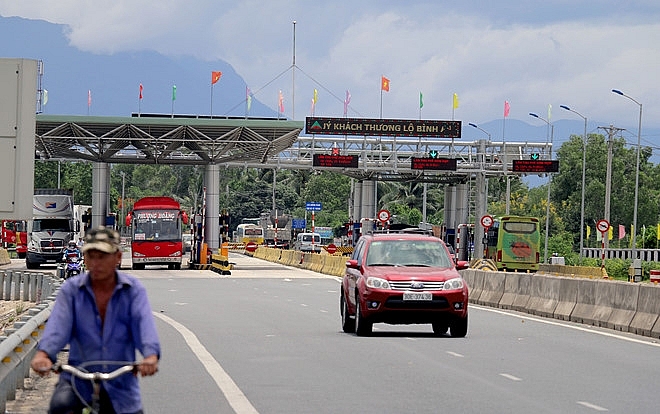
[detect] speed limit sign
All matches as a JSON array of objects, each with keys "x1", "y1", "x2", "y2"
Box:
[
  {"x1": 480, "y1": 214, "x2": 494, "y2": 228},
  {"x1": 596, "y1": 219, "x2": 610, "y2": 233}
]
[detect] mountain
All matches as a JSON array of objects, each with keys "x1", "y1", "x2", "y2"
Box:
[{"x1": 1, "y1": 16, "x2": 277, "y2": 118}]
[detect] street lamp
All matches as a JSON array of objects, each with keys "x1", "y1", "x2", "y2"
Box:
[
  {"x1": 468, "y1": 122, "x2": 492, "y2": 141},
  {"x1": 560, "y1": 105, "x2": 587, "y2": 264},
  {"x1": 611, "y1": 89, "x2": 642, "y2": 258},
  {"x1": 529, "y1": 112, "x2": 554, "y2": 264}
]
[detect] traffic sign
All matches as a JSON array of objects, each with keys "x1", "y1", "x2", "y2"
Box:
[
  {"x1": 245, "y1": 241, "x2": 258, "y2": 252},
  {"x1": 480, "y1": 214, "x2": 494, "y2": 228},
  {"x1": 596, "y1": 219, "x2": 610, "y2": 233},
  {"x1": 326, "y1": 243, "x2": 337, "y2": 254},
  {"x1": 377, "y1": 209, "x2": 391, "y2": 223},
  {"x1": 306, "y1": 201, "x2": 322, "y2": 211}
]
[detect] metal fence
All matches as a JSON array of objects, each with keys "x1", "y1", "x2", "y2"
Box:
[{"x1": 0, "y1": 270, "x2": 59, "y2": 412}]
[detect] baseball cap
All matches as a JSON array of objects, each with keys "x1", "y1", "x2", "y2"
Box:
[{"x1": 82, "y1": 227, "x2": 121, "y2": 254}]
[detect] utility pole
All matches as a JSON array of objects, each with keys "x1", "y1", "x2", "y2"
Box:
[{"x1": 598, "y1": 125, "x2": 624, "y2": 249}]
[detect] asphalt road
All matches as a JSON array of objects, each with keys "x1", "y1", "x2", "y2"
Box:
[{"x1": 6, "y1": 253, "x2": 660, "y2": 413}]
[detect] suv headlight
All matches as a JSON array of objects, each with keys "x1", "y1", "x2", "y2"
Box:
[
  {"x1": 443, "y1": 277, "x2": 464, "y2": 290},
  {"x1": 366, "y1": 277, "x2": 391, "y2": 289}
]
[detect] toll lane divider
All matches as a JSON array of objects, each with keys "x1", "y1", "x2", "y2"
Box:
[
  {"x1": 246, "y1": 247, "x2": 346, "y2": 277},
  {"x1": 461, "y1": 269, "x2": 660, "y2": 339}
]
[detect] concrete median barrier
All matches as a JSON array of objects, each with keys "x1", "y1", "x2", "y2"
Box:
[
  {"x1": 592, "y1": 280, "x2": 616, "y2": 328},
  {"x1": 527, "y1": 275, "x2": 560, "y2": 318},
  {"x1": 479, "y1": 271, "x2": 505, "y2": 307},
  {"x1": 604, "y1": 281, "x2": 639, "y2": 332},
  {"x1": 570, "y1": 279, "x2": 598, "y2": 325},
  {"x1": 554, "y1": 277, "x2": 578, "y2": 320},
  {"x1": 499, "y1": 273, "x2": 531, "y2": 311},
  {"x1": 629, "y1": 284, "x2": 660, "y2": 337}
]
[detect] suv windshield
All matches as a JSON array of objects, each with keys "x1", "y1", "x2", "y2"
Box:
[{"x1": 365, "y1": 240, "x2": 453, "y2": 268}]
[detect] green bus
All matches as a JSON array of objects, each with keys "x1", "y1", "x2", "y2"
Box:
[{"x1": 485, "y1": 216, "x2": 540, "y2": 272}]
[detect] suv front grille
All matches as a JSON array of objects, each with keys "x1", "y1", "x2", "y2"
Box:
[{"x1": 389, "y1": 281, "x2": 445, "y2": 291}]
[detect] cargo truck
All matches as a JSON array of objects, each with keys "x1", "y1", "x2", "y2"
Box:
[{"x1": 26, "y1": 189, "x2": 78, "y2": 269}]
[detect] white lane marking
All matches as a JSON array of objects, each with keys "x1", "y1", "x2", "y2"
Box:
[
  {"x1": 577, "y1": 401, "x2": 609, "y2": 411},
  {"x1": 320, "y1": 309, "x2": 328, "y2": 313},
  {"x1": 174, "y1": 302, "x2": 188, "y2": 306},
  {"x1": 154, "y1": 312, "x2": 259, "y2": 414},
  {"x1": 472, "y1": 305, "x2": 660, "y2": 348},
  {"x1": 499, "y1": 373, "x2": 522, "y2": 381},
  {"x1": 446, "y1": 351, "x2": 464, "y2": 358},
  {"x1": 300, "y1": 303, "x2": 308, "y2": 307}
]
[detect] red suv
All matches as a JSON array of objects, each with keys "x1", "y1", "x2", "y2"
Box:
[{"x1": 340, "y1": 231, "x2": 469, "y2": 337}]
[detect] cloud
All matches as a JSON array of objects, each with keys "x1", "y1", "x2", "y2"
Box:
[{"x1": 2, "y1": 0, "x2": 660, "y2": 127}]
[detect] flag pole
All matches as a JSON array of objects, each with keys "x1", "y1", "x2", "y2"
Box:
[
  {"x1": 292, "y1": 20, "x2": 296, "y2": 120},
  {"x1": 210, "y1": 83, "x2": 214, "y2": 118},
  {"x1": 379, "y1": 76, "x2": 383, "y2": 119}
]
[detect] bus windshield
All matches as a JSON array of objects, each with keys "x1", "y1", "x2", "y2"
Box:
[{"x1": 133, "y1": 209, "x2": 180, "y2": 241}]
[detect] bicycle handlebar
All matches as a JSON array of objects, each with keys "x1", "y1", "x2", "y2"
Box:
[{"x1": 53, "y1": 363, "x2": 138, "y2": 381}]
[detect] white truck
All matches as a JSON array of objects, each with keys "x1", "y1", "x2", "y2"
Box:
[{"x1": 26, "y1": 189, "x2": 78, "y2": 269}]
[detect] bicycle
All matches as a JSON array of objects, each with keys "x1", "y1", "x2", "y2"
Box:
[{"x1": 51, "y1": 361, "x2": 139, "y2": 414}]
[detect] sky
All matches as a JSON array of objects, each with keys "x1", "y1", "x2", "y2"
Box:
[{"x1": 2, "y1": 0, "x2": 660, "y2": 142}]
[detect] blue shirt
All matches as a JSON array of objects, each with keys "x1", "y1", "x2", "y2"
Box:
[{"x1": 39, "y1": 270, "x2": 161, "y2": 413}]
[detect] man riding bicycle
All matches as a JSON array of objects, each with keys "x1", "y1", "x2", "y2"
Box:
[{"x1": 32, "y1": 226, "x2": 160, "y2": 414}]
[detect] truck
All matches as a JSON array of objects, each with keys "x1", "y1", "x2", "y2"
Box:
[
  {"x1": 125, "y1": 196, "x2": 189, "y2": 270},
  {"x1": 1, "y1": 220, "x2": 28, "y2": 258},
  {"x1": 260, "y1": 211, "x2": 292, "y2": 248},
  {"x1": 26, "y1": 189, "x2": 78, "y2": 269},
  {"x1": 240, "y1": 211, "x2": 293, "y2": 248}
]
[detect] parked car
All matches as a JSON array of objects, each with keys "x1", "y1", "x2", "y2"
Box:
[{"x1": 340, "y1": 231, "x2": 469, "y2": 337}]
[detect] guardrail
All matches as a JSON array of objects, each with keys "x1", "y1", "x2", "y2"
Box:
[{"x1": 0, "y1": 270, "x2": 59, "y2": 412}]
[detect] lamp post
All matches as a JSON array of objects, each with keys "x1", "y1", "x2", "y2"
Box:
[
  {"x1": 468, "y1": 122, "x2": 491, "y2": 141},
  {"x1": 560, "y1": 105, "x2": 587, "y2": 264},
  {"x1": 611, "y1": 89, "x2": 642, "y2": 259},
  {"x1": 529, "y1": 112, "x2": 554, "y2": 263}
]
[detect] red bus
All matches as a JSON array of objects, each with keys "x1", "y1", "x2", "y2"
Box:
[
  {"x1": 1, "y1": 220, "x2": 27, "y2": 258},
  {"x1": 125, "y1": 197, "x2": 189, "y2": 270}
]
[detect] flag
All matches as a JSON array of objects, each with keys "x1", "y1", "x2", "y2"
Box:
[
  {"x1": 630, "y1": 224, "x2": 634, "y2": 247},
  {"x1": 311, "y1": 89, "x2": 318, "y2": 114},
  {"x1": 596, "y1": 228, "x2": 602, "y2": 241},
  {"x1": 453, "y1": 93, "x2": 459, "y2": 109},
  {"x1": 246, "y1": 87, "x2": 252, "y2": 112},
  {"x1": 172, "y1": 85, "x2": 177, "y2": 101},
  {"x1": 586, "y1": 225, "x2": 591, "y2": 240},
  {"x1": 212, "y1": 71, "x2": 222, "y2": 85},
  {"x1": 657, "y1": 223, "x2": 660, "y2": 240},
  {"x1": 608, "y1": 226, "x2": 613, "y2": 240},
  {"x1": 381, "y1": 76, "x2": 390, "y2": 92},
  {"x1": 43, "y1": 89, "x2": 48, "y2": 106},
  {"x1": 88, "y1": 90, "x2": 91, "y2": 107},
  {"x1": 618, "y1": 224, "x2": 626, "y2": 240},
  {"x1": 344, "y1": 90, "x2": 351, "y2": 116},
  {"x1": 548, "y1": 104, "x2": 552, "y2": 121},
  {"x1": 504, "y1": 100, "x2": 510, "y2": 118},
  {"x1": 139, "y1": 83, "x2": 143, "y2": 100},
  {"x1": 278, "y1": 90, "x2": 284, "y2": 113},
  {"x1": 419, "y1": 92, "x2": 423, "y2": 109}
]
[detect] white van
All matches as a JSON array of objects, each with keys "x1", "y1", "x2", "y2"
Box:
[{"x1": 294, "y1": 232, "x2": 322, "y2": 253}]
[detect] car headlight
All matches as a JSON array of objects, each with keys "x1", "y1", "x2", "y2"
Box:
[
  {"x1": 443, "y1": 277, "x2": 464, "y2": 290},
  {"x1": 366, "y1": 277, "x2": 391, "y2": 289}
]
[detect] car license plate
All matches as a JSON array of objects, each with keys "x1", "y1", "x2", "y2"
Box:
[{"x1": 403, "y1": 292, "x2": 432, "y2": 301}]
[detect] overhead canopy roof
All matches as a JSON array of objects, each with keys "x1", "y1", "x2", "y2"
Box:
[{"x1": 35, "y1": 114, "x2": 304, "y2": 165}]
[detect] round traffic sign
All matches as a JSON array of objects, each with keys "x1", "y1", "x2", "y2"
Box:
[
  {"x1": 596, "y1": 219, "x2": 610, "y2": 233},
  {"x1": 377, "y1": 209, "x2": 391, "y2": 223},
  {"x1": 480, "y1": 214, "x2": 494, "y2": 228},
  {"x1": 326, "y1": 243, "x2": 337, "y2": 254},
  {"x1": 245, "y1": 241, "x2": 258, "y2": 252}
]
